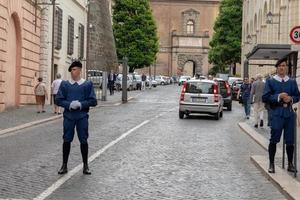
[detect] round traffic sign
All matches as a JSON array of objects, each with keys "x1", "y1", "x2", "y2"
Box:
[{"x1": 290, "y1": 26, "x2": 300, "y2": 43}]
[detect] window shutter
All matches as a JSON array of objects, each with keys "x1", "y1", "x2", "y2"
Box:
[{"x1": 67, "y1": 16, "x2": 74, "y2": 55}]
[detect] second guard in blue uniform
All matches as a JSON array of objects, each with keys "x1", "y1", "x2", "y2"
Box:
[
  {"x1": 262, "y1": 58, "x2": 300, "y2": 173},
  {"x1": 56, "y1": 61, "x2": 97, "y2": 175}
]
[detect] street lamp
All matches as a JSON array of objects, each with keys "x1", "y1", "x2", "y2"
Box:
[{"x1": 266, "y1": 11, "x2": 281, "y2": 40}]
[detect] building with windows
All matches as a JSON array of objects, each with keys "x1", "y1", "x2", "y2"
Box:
[
  {"x1": 39, "y1": 0, "x2": 88, "y2": 99},
  {"x1": 147, "y1": 0, "x2": 220, "y2": 77},
  {"x1": 242, "y1": 0, "x2": 300, "y2": 80},
  {"x1": 0, "y1": 0, "x2": 42, "y2": 111}
]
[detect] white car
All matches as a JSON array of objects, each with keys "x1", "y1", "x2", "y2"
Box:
[
  {"x1": 155, "y1": 76, "x2": 166, "y2": 85},
  {"x1": 178, "y1": 76, "x2": 191, "y2": 86},
  {"x1": 179, "y1": 80, "x2": 224, "y2": 120}
]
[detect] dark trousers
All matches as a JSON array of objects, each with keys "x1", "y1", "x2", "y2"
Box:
[
  {"x1": 63, "y1": 116, "x2": 89, "y2": 144},
  {"x1": 108, "y1": 81, "x2": 114, "y2": 95}
]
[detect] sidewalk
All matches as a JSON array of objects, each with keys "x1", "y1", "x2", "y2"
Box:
[
  {"x1": 238, "y1": 107, "x2": 300, "y2": 200},
  {"x1": 0, "y1": 90, "x2": 140, "y2": 134}
]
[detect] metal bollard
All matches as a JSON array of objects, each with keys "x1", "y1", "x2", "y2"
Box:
[{"x1": 101, "y1": 72, "x2": 107, "y2": 101}]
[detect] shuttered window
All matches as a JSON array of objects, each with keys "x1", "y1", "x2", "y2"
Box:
[
  {"x1": 78, "y1": 24, "x2": 85, "y2": 59},
  {"x1": 67, "y1": 16, "x2": 74, "y2": 55},
  {"x1": 54, "y1": 7, "x2": 62, "y2": 50}
]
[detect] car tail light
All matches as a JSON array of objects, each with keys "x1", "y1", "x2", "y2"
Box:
[
  {"x1": 180, "y1": 82, "x2": 187, "y2": 101},
  {"x1": 225, "y1": 82, "x2": 231, "y2": 95},
  {"x1": 213, "y1": 84, "x2": 219, "y2": 102}
]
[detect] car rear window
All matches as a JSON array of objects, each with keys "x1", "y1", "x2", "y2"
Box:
[{"x1": 186, "y1": 82, "x2": 214, "y2": 94}]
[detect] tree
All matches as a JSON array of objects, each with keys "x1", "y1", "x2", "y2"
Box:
[
  {"x1": 208, "y1": 0, "x2": 243, "y2": 75},
  {"x1": 113, "y1": 0, "x2": 159, "y2": 72}
]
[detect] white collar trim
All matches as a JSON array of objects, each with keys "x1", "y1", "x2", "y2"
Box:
[
  {"x1": 274, "y1": 75, "x2": 289, "y2": 82},
  {"x1": 69, "y1": 78, "x2": 85, "y2": 85}
]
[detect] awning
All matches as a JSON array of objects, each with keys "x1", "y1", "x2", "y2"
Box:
[{"x1": 246, "y1": 44, "x2": 297, "y2": 60}]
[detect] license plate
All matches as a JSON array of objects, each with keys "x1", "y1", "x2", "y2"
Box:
[{"x1": 192, "y1": 98, "x2": 206, "y2": 103}]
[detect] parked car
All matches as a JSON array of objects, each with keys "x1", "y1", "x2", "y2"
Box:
[
  {"x1": 134, "y1": 74, "x2": 142, "y2": 90},
  {"x1": 163, "y1": 76, "x2": 171, "y2": 85},
  {"x1": 228, "y1": 77, "x2": 242, "y2": 87},
  {"x1": 115, "y1": 74, "x2": 134, "y2": 91},
  {"x1": 178, "y1": 75, "x2": 191, "y2": 86},
  {"x1": 214, "y1": 79, "x2": 232, "y2": 111},
  {"x1": 155, "y1": 76, "x2": 166, "y2": 85},
  {"x1": 87, "y1": 70, "x2": 103, "y2": 88},
  {"x1": 179, "y1": 80, "x2": 224, "y2": 120},
  {"x1": 147, "y1": 76, "x2": 158, "y2": 88},
  {"x1": 231, "y1": 79, "x2": 243, "y2": 100},
  {"x1": 128, "y1": 74, "x2": 138, "y2": 90}
]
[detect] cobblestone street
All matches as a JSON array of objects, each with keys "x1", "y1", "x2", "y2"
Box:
[{"x1": 0, "y1": 85, "x2": 286, "y2": 200}]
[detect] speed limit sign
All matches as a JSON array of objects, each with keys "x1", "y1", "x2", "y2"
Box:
[{"x1": 290, "y1": 26, "x2": 300, "y2": 43}]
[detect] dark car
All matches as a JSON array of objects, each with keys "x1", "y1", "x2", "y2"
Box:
[
  {"x1": 231, "y1": 80, "x2": 243, "y2": 100},
  {"x1": 214, "y1": 79, "x2": 232, "y2": 111}
]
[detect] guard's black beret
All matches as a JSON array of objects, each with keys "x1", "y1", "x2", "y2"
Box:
[
  {"x1": 275, "y1": 57, "x2": 288, "y2": 68},
  {"x1": 68, "y1": 61, "x2": 82, "y2": 72}
]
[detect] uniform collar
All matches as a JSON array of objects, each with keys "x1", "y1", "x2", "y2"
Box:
[
  {"x1": 274, "y1": 75, "x2": 289, "y2": 82},
  {"x1": 69, "y1": 78, "x2": 85, "y2": 85}
]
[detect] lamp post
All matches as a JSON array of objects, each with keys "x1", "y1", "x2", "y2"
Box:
[{"x1": 266, "y1": 11, "x2": 281, "y2": 40}]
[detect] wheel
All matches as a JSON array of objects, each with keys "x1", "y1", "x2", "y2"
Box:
[
  {"x1": 220, "y1": 111, "x2": 223, "y2": 118},
  {"x1": 161, "y1": 82, "x2": 165, "y2": 85},
  {"x1": 179, "y1": 111, "x2": 184, "y2": 119},
  {"x1": 227, "y1": 103, "x2": 232, "y2": 111},
  {"x1": 214, "y1": 112, "x2": 220, "y2": 120}
]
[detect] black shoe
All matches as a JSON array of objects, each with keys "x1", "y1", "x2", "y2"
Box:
[
  {"x1": 254, "y1": 124, "x2": 258, "y2": 128},
  {"x1": 58, "y1": 164, "x2": 68, "y2": 174},
  {"x1": 83, "y1": 164, "x2": 91, "y2": 175},
  {"x1": 268, "y1": 163, "x2": 275, "y2": 173},
  {"x1": 260, "y1": 120, "x2": 264, "y2": 127},
  {"x1": 288, "y1": 162, "x2": 297, "y2": 172}
]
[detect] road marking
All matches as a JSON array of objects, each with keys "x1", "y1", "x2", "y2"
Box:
[{"x1": 33, "y1": 108, "x2": 174, "y2": 200}]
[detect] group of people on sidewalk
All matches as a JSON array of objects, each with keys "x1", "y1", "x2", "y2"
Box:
[{"x1": 239, "y1": 58, "x2": 300, "y2": 174}]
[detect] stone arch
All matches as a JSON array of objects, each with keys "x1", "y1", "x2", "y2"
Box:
[
  {"x1": 4, "y1": 12, "x2": 22, "y2": 108},
  {"x1": 177, "y1": 54, "x2": 203, "y2": 76},
  {"x1": 254, "y1": 14, "x2": 258, "y2": 32}
]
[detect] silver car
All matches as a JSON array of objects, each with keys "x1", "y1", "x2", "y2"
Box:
[{"x1": 179, "y1": 80, "x2": 224, "y2": 120}]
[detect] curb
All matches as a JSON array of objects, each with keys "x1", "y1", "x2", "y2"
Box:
[
  {"x1": 251, "y1": 155, "x2": 300, "y2": 200},
  {"x1": 0, "y1": 96, "x2": 136, "y2": 136}
]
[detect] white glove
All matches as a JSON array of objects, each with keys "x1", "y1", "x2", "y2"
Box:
[{"x1": 70, "y1": 100, "x2": 81, "y2": 110}]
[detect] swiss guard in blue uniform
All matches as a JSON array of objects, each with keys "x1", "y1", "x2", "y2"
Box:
[
  {"x1": 262, "y1": 58, "x2": 300, "y2": 173},
  {"x1": 56, "y1": 61, "x2": 97, "y2": 175}
]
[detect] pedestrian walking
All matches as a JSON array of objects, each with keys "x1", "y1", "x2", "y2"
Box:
[
  {"x1": 262, "y1": 58, "x2": 300, "y2": 173},
  {"x1": 141, "y1": 73, "x2": 147, "y2": 90},
  {"x1": 51, "y1": 73, "x2": 62, "y2": 114},
  {"x1": 55, "y1": 61, "x2": 97, "y2": 175},
  {"x1": 238, "y1": 77, "x2": 252, "y2": 119},
  {"x1": 108, "y1": 70, "x2": 116, "y2": 95},
  {"x1": 34, "y1": 77, "x2": 48, "y2": 113},
  {"x1": 250, "y1": 74, "x2": 265, "y2": 128}
]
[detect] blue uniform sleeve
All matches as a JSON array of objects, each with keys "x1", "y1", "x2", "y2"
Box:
[
  {"x1": 262, "y1": 79, "x2": 279, "y2": 104},
  {"x1": 55, "y1": 81, "x2": 71, "y2": 110},
  {"x1": 80, "y1": 81, "x2": 97, "y2": 109},
  {"x1": 291, "y1": 80, "x2": 300, "y2": 104}
]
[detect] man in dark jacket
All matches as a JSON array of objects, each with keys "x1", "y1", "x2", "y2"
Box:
[
  {"x1": 262, "y1": 58, "x2": 300, "y2": 173},
  {"x1": 108, "y1": 70, "x2": 116, "y2": 95},
  {"x1": 56, "y1": 61, "x2": 97, "y2": 175}
]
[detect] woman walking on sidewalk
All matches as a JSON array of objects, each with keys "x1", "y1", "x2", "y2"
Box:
[
  {"x1": 34, "y1": 77, "x2": 48, "y2": 113},
  {"x1": 262, "y1": 58, "x2": 300, "y2": 173}
]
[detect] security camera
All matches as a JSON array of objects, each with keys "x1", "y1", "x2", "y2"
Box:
[{"x1": 75, "y1": 35, "x2": 79, "y2": 39}]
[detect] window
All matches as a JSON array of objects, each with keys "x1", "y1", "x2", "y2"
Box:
[
  {"x1": 186, "y1": 82, "x2": 214, "y2": 94},
  {"x1": 187, "y1": 20, "x2": 194, "y2": 34},
  {"x1": 78, "y1": 24, "x2": 84, "y2": 59},
  {"x1": 67, "y1": 16, "x2": 74, "y2": 55},
  {"x1": 54, "y1": 7, "x2": 63, "y2": 50}
]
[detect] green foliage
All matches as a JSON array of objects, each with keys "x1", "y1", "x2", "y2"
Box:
[
  {"x1": 113, "y1": 0, "x2": 159, "y2": 72},
  {"x1": 208, "y1": 0, "x2": 243, "y2": 73}
]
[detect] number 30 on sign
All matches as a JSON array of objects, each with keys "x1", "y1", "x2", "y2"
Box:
[{"x1": 290, "y1": 26, "x2": 300, "y2": 44}]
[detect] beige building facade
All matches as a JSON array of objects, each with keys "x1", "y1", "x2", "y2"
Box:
[
  {"x1": 0, "y1": 0, "x2": 41, "y2": 112},
  {"x1": 242, "y1": 0, "x2": 300, "y2": 79},
  {"x1": 148, "y1": 0, "x2": 220, "y2": 77}
]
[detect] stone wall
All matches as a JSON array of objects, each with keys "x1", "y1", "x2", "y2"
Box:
[{"x1": 87, "y1": 0, "x2": 118, "y2": 72}]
